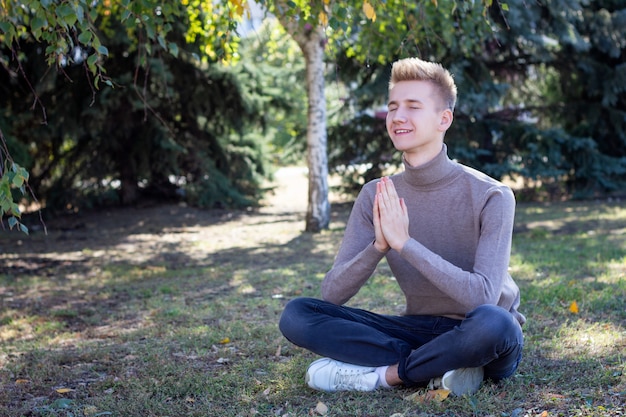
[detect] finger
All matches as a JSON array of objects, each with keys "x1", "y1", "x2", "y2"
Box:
[
  {"x1": 380, "y1": 179, "x2": 401, "y2": 212},
  {"x1": 382, "y1": 177, "x2": 399, "y2": 200},
  {"x1": 373, "y1": 192, "x2": 381, "y2": 219},
  {"x1": 379, "y1": 178, "x2": 392, "y2": 203},
  {"x1": 400, "y1": 197, "x2": 409, "y2": 218},
  {"x1": 377, "y1": 181, "x2": 391, "y2": 209}
]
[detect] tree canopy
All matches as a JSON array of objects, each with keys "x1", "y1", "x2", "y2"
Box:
[
  {"x1": 1, "y1": 0, "x2": 625, "y2": 234},
  {"x1": 328, "y1": 0, "x2": 626, "y2": 200},
  {"x1": 1, "y1": 0, "x2": 501, "y2": 233},
  {"x1": 0, "y1": 0, "x2": 264, "y2": 228}
]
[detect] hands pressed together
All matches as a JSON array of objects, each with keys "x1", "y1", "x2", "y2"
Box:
[{"x1": 373, "y1": 177, "x2": 410, "y2": 253}]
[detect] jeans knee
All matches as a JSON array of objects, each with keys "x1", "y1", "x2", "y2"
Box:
[
  {"x1": 472, "y1": 306, "x2": 524, "y2": 380},
  {"x1": 467, "y1": 304, "x2": 522, "y2": 344},
  {"x1": 278, "y1": 297, "x2": 312, "y2": 342}
]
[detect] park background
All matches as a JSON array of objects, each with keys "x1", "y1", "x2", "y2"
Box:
[{"x1": 1, "y1": 1, "x2": 625, "y2": 416}]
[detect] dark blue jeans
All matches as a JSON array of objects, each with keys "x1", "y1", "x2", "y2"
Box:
[{"x1": 279, "y1": 297, "x2": 523, "y2": 386}]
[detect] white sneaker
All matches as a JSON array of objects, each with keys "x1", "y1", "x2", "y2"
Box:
[
  {"x1": 305, "y1": 358, "x2": 380, "y2": 392},
  {"x1": 439, "y1": 367, "x2": 484, "y2": 396}
]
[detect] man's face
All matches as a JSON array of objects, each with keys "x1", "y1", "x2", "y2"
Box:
[{"x1": 386, "y1": 80, "x2": 450, "y2": 158}]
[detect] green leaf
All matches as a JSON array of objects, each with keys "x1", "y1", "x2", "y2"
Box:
[
  {"x1": 157, "y1": 35, "x2": 166, "y2": 50},
  {"x1": 55, "y1": 4, "x2": 78, "y2": 27},
  {"x1": 8, "y1": 217, "x2": 17, "y2": 229},
  {"x1": 97, "y1": 45, "x2": 109, "y2": 56},
  {"x1": 78, "y1": 30, "x2": 93, "y2": 44},
  {"x1": 145, "y1": 22, "x2": 156, "y2": 39},
  {"x1": 87, "y1": 53, "x2": 98, "y2": 72},
  {"x1": 92, "y1": 34, "x2": 102, "y2": 51},
  {"x1": 0, "y1": 21, "x2": 13, "y2": 34},
  {"x1": 89, "y1": 6, "x2": 98, "y2": 21},
  {"x1": 31, "y1": 16, "x2": 47, "y2": 33},
  {"x1": 168, "y1": 42, "x2": 179, "y2": 58},
  {"x1": 11, "y1": 174, "x2": 24, "y2": 188},
  {"x1": 76, "y1": 4, "x2": 85, "y2": 24},
  {"x1": 121, "y1": 9, "x2": 132, "y2": 22},
  {"x1": 56, "y1": 4, "x2": 74, "y2": 18}
]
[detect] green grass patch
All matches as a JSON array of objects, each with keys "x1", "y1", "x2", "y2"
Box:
[{"x1": 1, "y1": 200, "x2": 625, "y2": 416}]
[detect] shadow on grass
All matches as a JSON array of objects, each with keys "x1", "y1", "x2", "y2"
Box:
[
  {"x1": 0, "y1": 204, "x2": 354, "y2": 415},
  {"x1": 1, "y1": 200, "x2": 625, "y2": 416}
]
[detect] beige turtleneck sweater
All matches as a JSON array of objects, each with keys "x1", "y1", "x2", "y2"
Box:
[{"x1": 322, "y1": 145, "x2": 525, "y2": 325}]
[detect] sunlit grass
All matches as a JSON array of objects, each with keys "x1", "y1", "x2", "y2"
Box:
[{"x1": 0, "y1": 200, "x2": 625, "y2": 416}]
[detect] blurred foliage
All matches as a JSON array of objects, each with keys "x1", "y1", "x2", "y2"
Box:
[
  {"x1": 235, "y1": 20, "x2": 307, "y2": 165},
  {"x1": 0, "y1": 0, "x2": 270, "y2": 214},
  {"x1": 327, "y1": 0, "x2": 626, "y2": 201},
  {"x1": 1, "y1": 0, "x2": 625, "y2": 222}
]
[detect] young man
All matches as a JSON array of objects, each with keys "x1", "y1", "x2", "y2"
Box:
[{"x1": 279, "y1": 57, "x2": 525, "y2": 396}]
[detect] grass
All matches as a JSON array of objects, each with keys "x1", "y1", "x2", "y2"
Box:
[{"x1": 1, "y1": 200, "x2": 625, "y2": 416}]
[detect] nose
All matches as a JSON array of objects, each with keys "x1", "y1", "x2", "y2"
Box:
[{"x1": 391, "y1": 109, "x2": 407, "y2": 123}]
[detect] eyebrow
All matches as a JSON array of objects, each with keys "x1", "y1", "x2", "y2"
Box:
[{"x1": 387, "y1": 99, "x2": 424, "y2": 107}]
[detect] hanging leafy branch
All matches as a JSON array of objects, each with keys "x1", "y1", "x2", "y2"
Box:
[
  {"x1": 0, "y1": 0, "x2": 251, "y2": 232},
  {"x1": 0, "y1": 128, "x2": 29, "y2": 233}
]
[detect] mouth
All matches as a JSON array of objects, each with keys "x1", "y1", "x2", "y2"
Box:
[{"x1": 394, "y1": 129, "x2": 412, "y2": 135}]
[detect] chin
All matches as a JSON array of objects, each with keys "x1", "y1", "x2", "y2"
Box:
[{"x1": 390, "y1": 141, "x2": 413, "y2": 152}]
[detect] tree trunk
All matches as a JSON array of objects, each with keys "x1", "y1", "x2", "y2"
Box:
[
  {"x1": 275, "y1": 15, "x2": 330, "y2": 232},
  {"x1": 300, "y1": 27, "x2": 330, "y2": 232}
]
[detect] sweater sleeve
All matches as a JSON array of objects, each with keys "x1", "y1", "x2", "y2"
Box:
[
  {"x1": 321, "y1": 185, "x2": 386, "y2": 305},
  {"x1": 400, "y1": 186, "x2": 516, "y2": 310}
]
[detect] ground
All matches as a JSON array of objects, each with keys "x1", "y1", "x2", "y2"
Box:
[
  {"x1": 1, "y1": 166, "x2": 317, "y2": 277},
  {"x1": 1, "y1": 168, "x2": 625, "y2": 417},
  {"x1": 0, "y1": 166, "x2": 346, "y2": 340}
]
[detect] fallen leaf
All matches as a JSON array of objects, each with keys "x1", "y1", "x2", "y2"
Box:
[
  {"x1": 315, "y1": 401, "x2": 328, "y2": 415},
  {"x1": 569, "y1": 301, "x2": 579, "y2": 314},
  {"x1": 15, "y1": 379, "x2": 30, "y2": 384},
  {"x1": 426, "y1": 388, "x2": 451, "y2": 402},
  {"x1": 219, "y1": 337, "x2": 230, "y2": 344},
  {"x1": 55, "y1": 388, "x2": 74, "y2": 394},
  {"x1": 404, "y1": 389, "x2": 450, "y2": 403},
  {"x1": 540, "y1": 411, "x2": 549, "y2": 417}
]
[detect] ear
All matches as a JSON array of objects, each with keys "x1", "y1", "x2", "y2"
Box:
[{"x1": 438, "y1": 108, "x2": 453, "y2": 132}]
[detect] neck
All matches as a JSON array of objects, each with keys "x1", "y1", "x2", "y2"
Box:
[
  {"x1": 403, "y1": 142, "x2": 444, "y2": 168},
  {"x1": 401, "y1": 143, "x2": 456, "y2": 187}
]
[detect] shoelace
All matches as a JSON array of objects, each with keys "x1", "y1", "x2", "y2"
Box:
[{"x1": 333, "y1": 370, "x2": 367, "y2": 390}]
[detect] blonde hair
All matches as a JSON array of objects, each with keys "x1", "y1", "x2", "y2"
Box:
[{"x1": 389, "y1": 57, "x2": 457, "y2": 111}]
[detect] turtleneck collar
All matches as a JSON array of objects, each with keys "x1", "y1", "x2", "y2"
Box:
[{"x1": 401, "y1": 144, "x2": 460, "y2": 188}]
